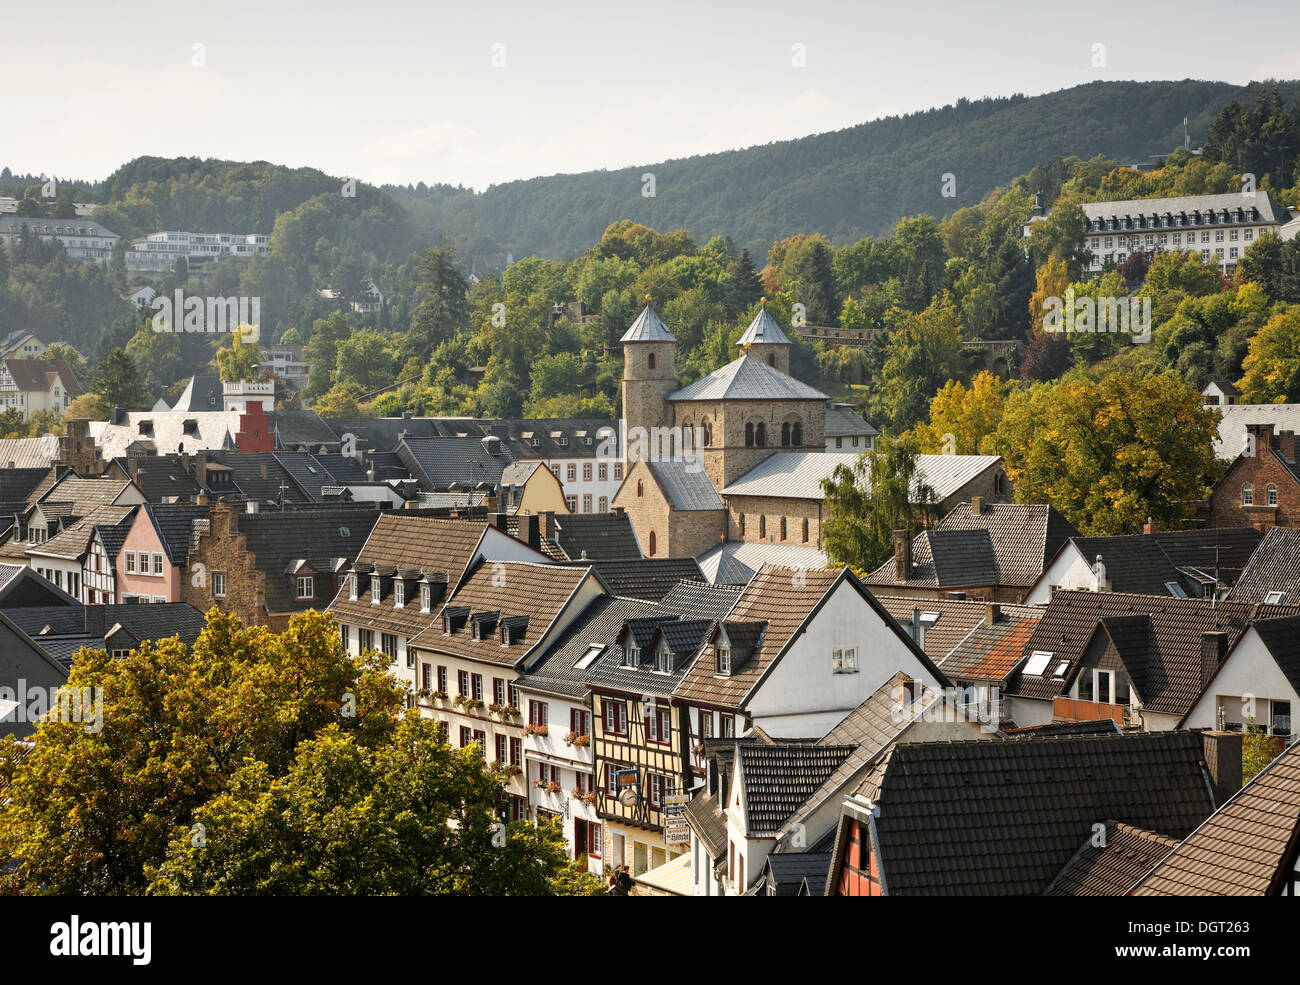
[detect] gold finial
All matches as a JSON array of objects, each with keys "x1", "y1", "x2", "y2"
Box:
[
  {"x1": 645, "y1": 294, "x2": 652, "y2": 304},
  {"x1": 760, "y1": 297, "x2": 767, "y2": 306}
]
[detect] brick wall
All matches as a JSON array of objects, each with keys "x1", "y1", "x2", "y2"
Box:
[{"x1": 1208, "y1": 439, "x2": 1298, "y2": 529}]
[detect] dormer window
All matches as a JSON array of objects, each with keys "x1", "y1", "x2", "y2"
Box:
[
  {"x1": 394, "y1": 580, "x2": 405, "y2": 608},
  {"x1": 420, "y1": 583, "x2": 431, "y2": 612},
  {"x1": 349, "y1": 573, "x2": 358, "y2": 601},
  {"x1": 295, "y1": 575, "x2": 314, "y2": 600},
  {"x1": 716, "y1": 645, "x2": 731, "y2": 675},
  {"x1": 371, "y1": 578, "x2": 382, "y2": 604},
  {"x1": 623, "y1": 646, "x2": 639, "y2": 668},
  {"x1": 655, "y1": 643, "x2": 672, "y2": 674}
]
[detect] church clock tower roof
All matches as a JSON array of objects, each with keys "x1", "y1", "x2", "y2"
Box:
[
  {"x1": 736, "y1": 305, "x2": 792, "y2": 348},
  {"x1": 620, "y1": 302, "x2": 676, "y2": 343}
]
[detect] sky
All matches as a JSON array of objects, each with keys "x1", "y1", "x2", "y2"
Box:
[{"x1": 8, "y1": 0, "x2": 1299, "y2": 191}]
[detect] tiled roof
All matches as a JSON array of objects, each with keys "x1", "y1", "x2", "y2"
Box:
[
  {"x1": 682, "y1": 791, "x2": 727, "y2": 859},
  {"x1": 410, "y1": 560, "x2": 590, "y2": 667},
  {"x1": 323, "y1": 416, "x2": 618, "y2": 462},
  {"x1": 1006, "y1": 591, "x2": 1300, "y2": 716},
  {"x1": 657, "y1": 579, "x2": 745, "y2": 621},
  {"x1": 620, "y1": 304, "x2": 675, "y2": 343},
  {"x1": 1212, "y1": 403, "x2": 1300, "y2": 459},
  {"x1": 696, "y1": 541, "x2": 828, "y2": 586},
  {"x1": 38, "y1": 476, "x2": 135, "y2": 515},
  {"x1": 1245, "y1": 615, "x2": 1300, "y2": 699},
  {"x1": 1061, "y1": 528, "x2": 1262, "y2": 597},
  {"x1": 114, "y1": 457, "x2": 202, "y2": 503},
  {"x1": 2, "y1": 358, "x2": 82, "y2": 395},
  {"x1": 669, "y1": 354, "x2": 827, "y2": 403},
  {"x1": 144, "y1": 504, "x2": 210, "y2": 564},
  {"x1": 211, "y1": 451, "x2": 311, "y2": 505},
  {"x1": 1002, "y1": 719, "x2": 1120, "y2": 738},
  {"x1": 1230, "y1": 526, "x2": 1300, "y2": 603},
  {"x1": 1044, "y1": 822, "x2": 1180, "y2": 896},
  {"x1": 722, "y1": 453, "x2": 1002, "y2": 504},
  {"x1": 737, "y1": 742, "x2": 856, "y2": 836},
  {"x1": 16, "y1": 602, "x2": 209, "y2": 667},
  {"x1": 272, "y1": 451, "x2": 341, "y2": 500},
  {"x1": 0, "y1": 468, "x2": 52, "y2": 504},
  {"x1": 940, "y1": 615, "x2": 1042, "y2": 683},
  {"x1": 1132, "y1": 738, "x2": 1300, "y2": 896},
  {"x1": 396, "y1": 435, "x2": 515, "y2": 493},
  {"x1": 855, "y1": 731, "x2": 1216, "y2": 896},
  {"x1": 763, "y1": 852, "x2": 833, "y2": 894},
  {"x1": 736, "y1": 307, "x2": 791, "y2": 348},
  {"x1": 562, "y1": 556, "x2": 704, "y2": 602},
  {"x1": 1080, "y1": 191, "x2": 1290, "y2": 227},
  {"x1": 674, "y1": 566, "x2": 845, "y2": 709},
  {"x1": 26, "y1": 506, "x2": 134, "y2": 560},
  {"x1": 90, "y1": 412, "x2": 239, "y2": 460},
  {"x1": 269, "y1": 410, "x2": 341, "y2": 450}
]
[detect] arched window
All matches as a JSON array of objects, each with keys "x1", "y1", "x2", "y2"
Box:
[
  {"x1": 759, "y1": 515, "x2": 767, "y2": 539},
  {"x1": 648, "y1": 351, "x2": 656, "y2": 370},
  {"x1": 779, "y1": 517, "x2": 787, "y2": 541},
  {"x1": 739, "y1": 514, "x2": 746, "y2": 537},
  {"x1": 703, "y1": 419, "x2": 713, "y2": 446},
  {"x1": 755, "y1": 423, "x2": 766, "y2": 447},
  {"x1": 801, "y1": 518, "x2": 809, "y2": 543},
  {"x1": 781, "y1": 422, "x2": 791, "y2": 446},
  {"x1": 637, "y1": 479, "x2": 644, "y2": 497},
  {"x1": 745, "y1": 423, "x2": 754, "y2": 447},
  {"x1": 648, "y1": 530, "x2": 657, "y2": 556},
  {"x1": 1268, "y1": 484, "x2": 1278, "y2": 506},
  {"x1": 791, "y1": 422, "x2": 802, "y2": 446},
  {"x1": 767, "y1": 353, "x2": 775, "y2": 367},
  {"x1": 1242, "y1": 483, "x2": 1254, "y2": 506}
]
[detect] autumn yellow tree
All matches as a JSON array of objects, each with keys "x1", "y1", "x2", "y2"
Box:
[
  {"x1": 912, "y1": 370, "x2": 1005, "y2": 455},
  {"x1": 1238, "y1": 306, "x2": 1300, "y2": 404},
  {"x1": 1029, "y1": 256, "x2": 1071, "y2": 334}
]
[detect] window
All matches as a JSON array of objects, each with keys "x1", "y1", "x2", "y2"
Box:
[
  {"x1": 716, "y1": 645, "x2": 731, "y2": 675},
  {"x1": 152, "y1": 553, "x2": 164, "y2": 575},
  {"x1": 125, "y1": 551, "x2": 136, "y2": 574},
  {"x1": 779, "y1": 517, "x2": 787, "y2": 541},
  {"x1": 510, "y1": 738, "x2": 522, "y2": 765},
  {"x1": 647, "y1": 352, "x2": 656, "y2": 370},
  {"x1": 605, "y1": 766, "x2": 620, "y2": 796},
  {"x1": 636, "y1": 479, "x2": 644, "y2": 497},
  {"x1": 583, "y1": 494, "x2": 592, "y2": 513},
  {"x1": 438, "y1": 666, "x2": 448, "y2": 693},
  {"x1": 1271, "y1": 700, "x2": 1291, "y2": 737},
  {"x1": 738, "y1": 514, "x2": 745, "y2": 537},
  {"x1": 528, "y1": 700, "x2": 548, "y2": 726},
  {"x1": 598, "y1": 496, "x2": 608, "y2": 512},
  {"x1": 567, "y1": 464, "x2": 577, "y2": 483},
  {"x1": 699, "y1": 711, "x2": 713, "y2": 739},
  {"x1": 493, "y1": 678, "x2": 506, "y2": 706},
  {"x1": 605, "y1": 699, "x2": 628, "y2": 735},
  {"x1": 720, "y1": 715, "x2": 734, "y2": 738},
  {"x1": 213, "y1": 572, "x2": 227, "y2": 598},
  {"x1": 509, "y1": 683, "x2": 520, "y2": 709},
  {"x1": 371, "y1": 577, "x2": 382, "y2": 604},
  {"x1": 460, "y1": 727, "x2": 473, "y2": 748},
  {"x1": 613, "y1": 463, "x2": 622, "y2": 481},
  {"x1": 759, "y1": 516, "x2": 766, "y2": 539},
  {"x1": 570, "y1": 708, "x2": 591, "y2": 737},
  {"x1": 359, "y1": 628, "x2": 373, "y2": 652},
  {"x1": 349, "y1": 573, "x2": 358, "y2": 601},
  {"x1": 781, "y1": 422, "x2": 791, "y2": 446},
  {"x1": 835, "y1": 436, "x2": 843, "y2": 449},
  {"x1": 458, "y1": 670, "x2": 469, "y2": 697},
  {"x1": 801, "y1": 518, "x2": 809, "y2": 543},
  {"x1": 340, "y1": 624, "x2": 350, "y2": 649},
  {"x1": 583, "y1": 463, "x2": 592, "y2": 482},
  {"x1": 394, "y1": 580, "x2": 404, "y2": 607},
  {"x1": 420, "y1": 583, "x2": 431, "y2": 612},
  {"x1": 1095, "y1": 669, "x2": 1114, "y2": 705},
  {"x1": 1268, "y1": 484, "x2": 1278, "y2": 506},
  {"x1": 745, "y1": 422, "x2": 754, "y2": 447},
  {"x1": 1243, "y1": 483, "x2": 1254, "y2": 506},
  {"x1": 472, "y1": 674, "x2": 483, "y2": 701},
  {"x1": 421, "y1": 664, "x2": 432, "y2": 691},
  {"x1": 792, "y1": 422, "x2": 802, "y2": 446},
  {"x1": 495, "y1": 735, "x2": 508, "y2": 763},
  {"x1": 755, "y1": 423, "x2": 765, "y2": 447},
  {"x1": 648, "y1": 531, "x2": 657, "y2": 556},
  {"x1": 598, "y1": 463, "x2": 608, "y2": 482},
  {"x1": 296, "y1": 575, "x2": 314, "y2": 600},
  {"x1": 380, "y1": 632, "x2": 397, "y2": 662},
  {"x1": 566, "y1": 496, "x2": 578, "y2": 512},
  {"x1": 648, "y1": 773, "x2": 666, "y2": 808},
  {"x1": 833, "y1": 646, "x2": 858, "y2": 673}
]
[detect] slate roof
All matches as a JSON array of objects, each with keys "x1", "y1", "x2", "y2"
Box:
[
  {"x1": 647, "y1": 460, "x2": 724, "y2": 511},
  {"x1": 169, "y1": 375, "x2": 224, "y2": 412},
  {"x1": 736, "y1": 307, "x2": 791, "y2": 348},
  {"x1": 231, "y1": 507, "x2": 380, "y2": 614},
  {"x1": 863, "y1": 502, "x2": 1076, "y2": 590},
  {"x1": 1006, "y1": 591, "x2": 1300, "y2": 716},
  {"x1": 1044, "y1": 822, "x2": 1180, "y2": 896},
  {"x1": 113, "y1": 456, "x2": 202, "y2": 502},
  {"x1": 90, "y1": 412, "x2": 239, "y2": 460},
  {"x1": 1132, "y1": 737, "x2": 1300, "y2": 896},
  {"x1": 410, "y1": 560, "x2": 591, "y2": 668},
  {"x1": 272, "y1": 451, "x2": 341, "y2": 500},
  {"x1": 143, "y1": 503, "x2": 210, "y2": 564},
  {"x1": 849, "y1": 731, "x2": 1217, "y2": 896},
  {"x1": 620, "y1": 304, "x2": 675, "y2": 343},
  {"x1": 737, "y1": 742, "x2": 856, "y2": 836},
  {"x1": 562, "y1": 556, "x2": 704, "y2": 602},
  {"x1": 14, "y1": 602, "x2": 209, "y2": 667},
  {"x1": 682, "y1": 791, "x2": 727, "y2": 859},
  {"x1": 396, "y1": 435, "x2": 515, "y2": 493},
  {"x1": 548, "y1": 512, "x2": 642, "y2": 561},
  {"x1": 762, "y1": 852, "x2": 834, "y2": 895},
  {"x1": 211, "y1": 451, "x2": 311, "y2": 505},
  {"x1": 824, "y1": 403, "x2": 878, "y2": 439},
  {"x1": 0, "y1": 564, "x2": 78, "y2": 606},
  {"x1": 669, "y1": 354, "x2": 827, "y2": 403},
  {"x1": 269, "y1": 410, "x2": 340, "y2": 450},
  {"x1": 0, "y1": 468, "x2": 52, "y2": 505},
  {"x1": 657, "y1": 579, "x2": 745, "y2": 621},
  {"x1": 1079, "y1": 191, "x2": 1290, "y2": 228},
  {"x1": 1230, "y1": 526, "x2": 1300, "y2": 603},
  {"x1": 311, "y1": 454, "x2": 370, "y2": 484},
  {"x1": 519, "y1": 595, "x2": 661, "y2": 698},
  {"x1": 1211, "y1": 403, "x2": 1300, "y2": 459}
]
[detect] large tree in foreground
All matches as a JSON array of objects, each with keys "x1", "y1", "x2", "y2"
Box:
[{"x1": 0, "y1": 610, "x2": 598, "y2": 896}]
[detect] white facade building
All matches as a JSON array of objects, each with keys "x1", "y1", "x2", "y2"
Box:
[{"x1": 125, "y1": 230, "x2": 270, "y2": 271}]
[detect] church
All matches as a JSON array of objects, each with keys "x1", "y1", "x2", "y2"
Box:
[{"x1": 612, "y1": 302, "x2": 1009, "y2": 577}]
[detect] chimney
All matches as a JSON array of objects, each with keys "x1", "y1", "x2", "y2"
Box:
[
  {"x1": 910, "y1": 609, "x2": 926, "y2": 651},
  {"x1": 1201, "y1": 730, "x2": 1244, "y2": 805},
  {"x1": 259, "y1": 461, "x2": 268, "y2": 479},
  {"x1": 196, "y1": 492, "x2": 210, "y2": 506},
  {"x1": 1246, "y1": 422, "x2": 1275, "y2": 453},
  {"x1": 986, "y1": 603, "x2": 1000, "y2": 627},
  {"x1": 246, "y1": 501, "x2": 258, "y2": 513},
  {"x1": 84, "y1": 605, "x2": 105, "y2": 638},
  {"x1": 1200, "y1": 631, "x2": 1230, "y2": 689},
  {"x1": 612, "y1": 505, "x2": 625, "y2": 517},
  {"x1": 1278, "y1": 430, "x2": 1297, "y2": 463},
  {"x1": 518, "y1": 512, "x2": 540, "y2": 549},
  {"x1": 1142, "y1": 516, "x2": 1155, "y2": 535},
  {"x1": 110, "y1": 406, "x2": 126, "y2": 426},
  {"x1": 491, "y1": 512, "x2": 509, "y2": 532},
  {"x1": 893, "y1": 529, "x2": 912, "y2": 583},
  {"x1": 196, "y1": 450, "x2": 208, "y2": 488},
  {"x1": 970, "y1": 496, "x2": 982, "y2": 515},
  {"x1": 221, "y1": 500, "x2": 239, "y2": 534},
  {"x1": 404, "y1": 497, "x2": 421, "y2": 510}
]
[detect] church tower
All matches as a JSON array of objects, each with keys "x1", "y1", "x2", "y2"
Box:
[
  {"x1": 736, "y1": 301, "x2": 792, "y2": 375},
  {"x1": 621, "y1": 300, "x2": 676, "y2": 464}
]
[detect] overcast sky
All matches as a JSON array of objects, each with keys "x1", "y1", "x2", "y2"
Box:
[{"x1": 9, "y1": 0, "x2": 1298, "y2": 190}]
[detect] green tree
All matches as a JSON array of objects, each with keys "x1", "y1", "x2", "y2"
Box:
[
  {"x1": 92, "y1": 348, "x2": 146, "y2": 410},
  {"x1": 215, "y1": 330, "x2": 262, "y2": 383},
  {"x1": 1238, "y1": 306, "x2": 1300, "y2": 403},
  {"x1": 407, "y1": 243, "x2": 470, "y2": 360},
  {"x1": 873, "y1": 298, "x2": 965, "y2": 431}
]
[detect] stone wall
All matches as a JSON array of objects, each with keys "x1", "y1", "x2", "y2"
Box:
[{"x1": 181, "y1": 499, "x2": 267, "y2": 626}]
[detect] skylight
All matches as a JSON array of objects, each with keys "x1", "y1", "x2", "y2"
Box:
[
  {"x1": 575, "y1": 644, "x2": 604, "y2": 670},
  {"x1": 1024, "y1": 650, "x2": 1053, "y2": 676},
  {"x1": 1265, "y1": 591, "x2": 1287, "y2": 605},
  {"x1": 1053, "y1": 661, "x2": 1069, "y2": 678},
  {"x1": 1165, "y1": 582, "x2": 1188, "y2": 598}
]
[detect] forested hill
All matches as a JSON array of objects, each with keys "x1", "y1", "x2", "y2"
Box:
[{"x1": 389, "y1": 79, "x2": 1300, "y2": 260}]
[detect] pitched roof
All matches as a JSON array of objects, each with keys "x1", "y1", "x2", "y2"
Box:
[
  {"x1": 682, "y1": 791, "x2": 727, "y2": 859},
  {"x1": 1132, "y1": 738, "x2": 1300, "y2": 896},
  {"x1": 696, "y1": 541, "x2": 828, "y2": 587},
  {"x1": 736, "y1": 742, "x2": 856, "y2": 836},
  {"x1": 548, "y1": 512, "x2": 642, "y2": 561},
  {"x1": 1044, "y1": 822, "x2": 1180, "y2": 896},
  {"x1": 669, "y1": 354, "x2": 827, "y2": 403},
  {"x1": 620, "y1": 304, "x2": 675, "y2": 343},
  {"x1": 113, "y1": 456, "x2": 202, "y2": 502},
  {"x1": 561, "y1": 556, "x2": 704, "y2": 602},
  {"x1": 1, "y1": 358, "x2": 82, "y2": 395},
  {"x1": 1245, "y1": 615, "x2": 1300, "y2": 701},
  {"x1": 1061, "y1": 528, "x2": 1262, "y2": 597},
  {"x1": 647, "y1": 460, "x2": 724, "y2": 511},
  {"x1": 722, "y1": 452, "x2": 1002, "y2": 503},
  {"x1": 38, "y1": 476, "x2": 136, "y2": 516},
  {"x1": 940, "y1": 614, "x2": 1042, "y2": 683},
  {"x1": 736, "y1": 307, "x2": 791, "y2": 348},
  {"x1": 410, "y1": 560, "x2": 591, "y2": 667},
  {"x1": 0, "y1": 468, "x2": 53, "y2": 504},
  {"x1": 519, "y1": 594, "x2": 661, "y2": 698},
  {"x1": 1230, "y1": 526, "x2": 1300, "y2": 603},
  {"x1": 396, "y1": 435, "x2": 515, "y2": 493},
  {"x1": 0, "y1": 436, "x2": 61, "y2": 470},
  {"x1": 851, "y1": 731, "x2": 1217, "y2": 896},
  {"x1": 212, "y1": 451, "x2": 311, "y2": 505},
  {"x1": 143, "y1": 503, "x2": 211, "y2": 564},
  {"x1": 269, "y1": 410, "x2": 340, "y2": 450},
  {"x1": 824, "y1": 403, "x2": 879, "y2": 439},
  {"x1": 1006, "y1": 591, "x2": 1300, "y2": 716}
]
